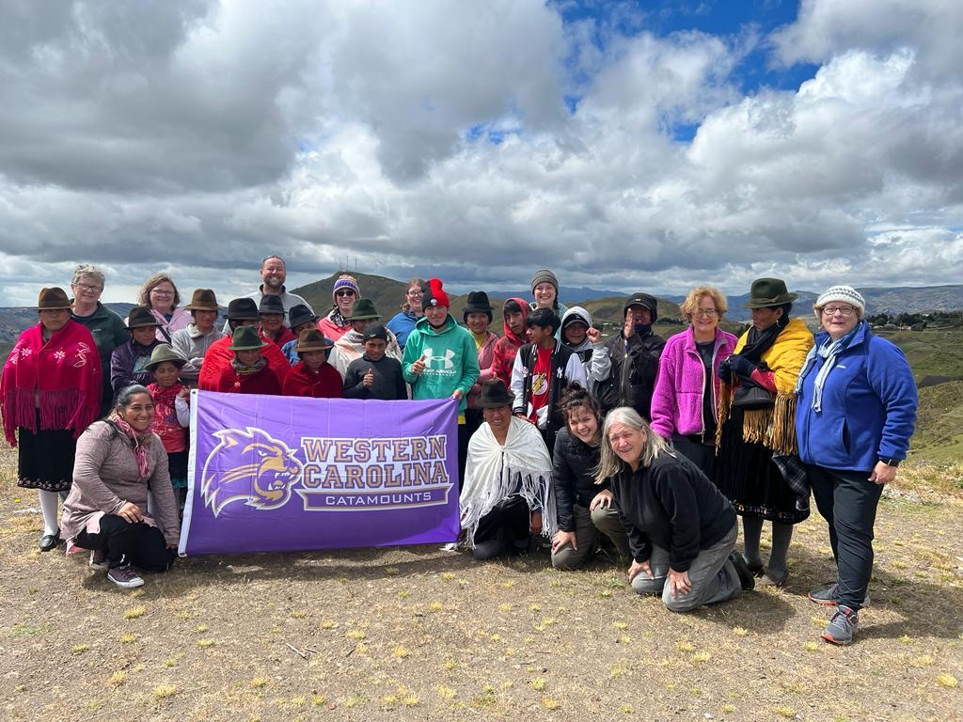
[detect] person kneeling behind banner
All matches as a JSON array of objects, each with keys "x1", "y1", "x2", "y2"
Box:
[{"x1": 460, "y1": 380, "x2": 557, "y2": 561}]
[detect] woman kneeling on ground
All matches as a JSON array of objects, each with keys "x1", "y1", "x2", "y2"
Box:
[
  {"x1": 550, "y1": 384, "x2": 631, "y2": 569},
  {"x1": 460, "y1": 380, "x2": 556, "y2": 560},
  {"x1": 597, "y1": 407, "x2": 755, "y2": 611},
  {"x1": 61, "y1": 385, "x2": 180, "y2": 589}
]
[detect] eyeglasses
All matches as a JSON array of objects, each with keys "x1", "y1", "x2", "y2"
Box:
[
  {"x1": 151, "y1": 289, "x2": 174, "y2": 297},
  {"x1": 822, "y1": 306, "x2": 855, "y2": 317},
  {"x1": 693, "y1": 309, "x2": 718, "y2": 318},
  {"x1": 335, "y1": 290, "x2": 356, "y2": 297},
  {"x1": 407, "y1": 290, "x2": 423, "y2": 297},
  {"x1": 74, "y1": 283, "x2": 103, "y2": 293}
]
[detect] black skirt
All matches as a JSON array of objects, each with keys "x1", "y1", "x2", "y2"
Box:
[
  {"x1": 713, "y1": 407, "x2": 809, "y2": 525},
  {"x1": 17, "y1": 425, "x2": 77, "y2": 493}
]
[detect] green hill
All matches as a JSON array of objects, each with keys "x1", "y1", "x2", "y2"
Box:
[{"x1": 910, "y1": 380, "x2": 963, "y2": 463}]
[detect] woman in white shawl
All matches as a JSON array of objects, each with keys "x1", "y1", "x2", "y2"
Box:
[{"x1": 461, "y1": 379, "x2": 556, "y2": 560}]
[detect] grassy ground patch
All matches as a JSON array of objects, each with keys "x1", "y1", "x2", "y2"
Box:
[{"x1": 2, "y1": 446, "x2": 962, "y2": 721}]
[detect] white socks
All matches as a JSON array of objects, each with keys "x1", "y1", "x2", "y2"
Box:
[{"x1": 38, "y1": 490, "x2": 60, "y2": 537}]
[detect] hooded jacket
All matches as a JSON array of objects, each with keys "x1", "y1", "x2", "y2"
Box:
[
  {"x1": 489, "y1": 297, "x2": 531, "y2": 387},
  {"x1": 560, "y1": 306, "x2": 596, "y2": 376},
  {"x1": 402, "y1": 314, "x2": 480, "y2": 414},
  {"x1": 593, "y1": 326, "x2": 666, "y2": 419}
]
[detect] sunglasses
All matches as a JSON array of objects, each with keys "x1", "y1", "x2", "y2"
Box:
[{"x1": 335, "y1": 290, "x2": 356, "y2": 297}]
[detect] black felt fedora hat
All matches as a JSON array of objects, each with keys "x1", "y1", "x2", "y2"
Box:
[{"x1": 476, "y1": 379, "x2": 515, "y2": 408}]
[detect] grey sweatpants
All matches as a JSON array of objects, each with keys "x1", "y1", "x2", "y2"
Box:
[
  {"x1": 551, "y1": 504, "x2": 632, "y2": 569},
  {"x1": 631, "y1": 521, "x2": 740, "y2": 612}
]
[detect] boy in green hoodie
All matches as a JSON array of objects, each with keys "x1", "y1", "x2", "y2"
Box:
[{"x1": 402, "y1": 278, "x2": 480, "y2": 492}]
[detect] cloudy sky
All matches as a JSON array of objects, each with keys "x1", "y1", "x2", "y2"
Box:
[{"x1": 1, "y1": 0, "x2": 961, "y2": 305}]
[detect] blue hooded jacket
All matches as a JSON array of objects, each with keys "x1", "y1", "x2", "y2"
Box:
[{"x1": 795, "y1": 322, "x2": 917, "y2": 472}]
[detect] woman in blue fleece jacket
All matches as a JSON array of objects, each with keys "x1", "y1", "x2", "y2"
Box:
[{"x1": 795, "y1": 286, "x2": 917, "y2": 647}]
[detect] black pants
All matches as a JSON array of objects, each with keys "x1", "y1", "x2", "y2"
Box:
[
  {"x1": 75, "y1": 514, "x2": 176, "y2": 571},
  {"x1": 671, "y1": 435, "x2": 716, "y2": 478},
  {"x1": 806, "y1": 464, "x2": 882, "y2": 612},
  {"x1": 472, "y1": 496, "x2": 531, "y2": 561},
  {"x1": 457, "y1": 423, "x2": 470, "y2": 495}
]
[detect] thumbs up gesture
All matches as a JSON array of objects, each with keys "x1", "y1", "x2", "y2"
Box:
[
  {"x1": 363, "y1": 367, "x2": 375, "y2": 388},
  {"x1": 411, "y1": 354, "x2": 426, "y2": 376}
]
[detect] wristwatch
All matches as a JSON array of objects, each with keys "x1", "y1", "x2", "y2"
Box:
[{"x1": 880, "y1": 458, "x2": 901, "y2": 468}]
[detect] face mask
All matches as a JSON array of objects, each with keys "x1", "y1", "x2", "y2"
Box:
[{"x1": 633, "y1": 323, "x2": 652, "y2": 337}]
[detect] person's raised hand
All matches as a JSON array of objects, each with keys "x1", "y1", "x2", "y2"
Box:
[
  {"x1": 586, "y1": 327, "x2": 601, "y2": 344},
  {"x1": 363, "y1": 368, "x2": 375, "y2": 387},
  {"x1": 411, "y1": 355, "x2": 426, "y2": 375}
]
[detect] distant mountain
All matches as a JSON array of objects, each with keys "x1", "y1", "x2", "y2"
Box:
[
  {"x1": 721, "y1": 285, "x2": 963, "y2": 321},
  {"x1": 0, "y1": 303, "x2": 135, "y2": 345}
]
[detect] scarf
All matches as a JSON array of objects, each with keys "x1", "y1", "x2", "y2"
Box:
[
  {"x1": 108, "y1": 411, "x2": 152, "y2": 479},
  {"x1": 738, "y1": 314, "x2": 788, "y2": 364},
  {"x1": 716, "y1": 318, "x2": 814, "y2": 455},
  {"x1": 1, "y1": 320, "x2": 101, "y2": 446},
  {"x1": 327, "y1": 308, "x2": 349, "y2": 329},
  {"x1": 460, "y1": 418, "x2": 557, "y2": 546},
  {"x1": 795, "y1": 322, "x2": 862, "y2": 412},
  {"x1": 231, "y1": 356, "x2": 267, "y2": 375}
]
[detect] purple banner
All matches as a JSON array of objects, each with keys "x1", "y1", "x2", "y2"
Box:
[{"x1": 178, "y1": 391, "x2": 460, "y2": 556}]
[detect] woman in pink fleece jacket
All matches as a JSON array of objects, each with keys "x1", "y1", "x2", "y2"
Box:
[{"x1": 650, "y1": 286, "x2": 736, "y2": 476}]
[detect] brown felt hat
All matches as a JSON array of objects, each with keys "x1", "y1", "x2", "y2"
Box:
[
  {"x1": 37, "y1": 287, "x2": 72, "y2": 310},
  {"x1": 185, "y1": 288, "x2": 219, "y2": 311},
  {"x1": 295, "y1": 328, "x2": 334, "y2": 352},
  {"x1": 127, "y1": 305, "x2": 162, "y2": 328}
]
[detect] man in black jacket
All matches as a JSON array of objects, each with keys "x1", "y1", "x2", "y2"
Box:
[
  {"x1": 592, "y1": 293, "x2": 667, "y2": 419},
  {"x1": 510, "y1": 309, "x2": 587, "y2": 455}
]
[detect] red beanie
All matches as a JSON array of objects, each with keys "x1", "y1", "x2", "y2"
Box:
[{"x1": 423, "y1": 278, "x2": 450, "y2": 309}]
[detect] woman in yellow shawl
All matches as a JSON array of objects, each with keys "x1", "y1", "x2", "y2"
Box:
[{"x1": 714, "y1": 278, "x2": 814, "y2": 587}]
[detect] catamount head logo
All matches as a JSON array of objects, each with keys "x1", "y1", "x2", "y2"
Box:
[{"x1": 200, "y1": 427, "x2": 303, "y2": 517}]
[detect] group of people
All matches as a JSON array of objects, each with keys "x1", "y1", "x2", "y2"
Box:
[{"x1": 0, "y1": 258, "x2": 918, "y2": 646}]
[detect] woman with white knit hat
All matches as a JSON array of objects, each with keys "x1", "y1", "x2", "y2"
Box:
[{"x1": 796, "y1": 285, "x2": 917, "y2": 646}]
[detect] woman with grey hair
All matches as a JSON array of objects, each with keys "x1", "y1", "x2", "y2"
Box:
[
  {"x1": 61, "y1": 384, "x2": 180, "y2": 589},
  {"x1": 136, "y1": 273, "x2": 191, "y2": 342},
  {"x1": 70, "y1": 264, "x2": 129, "y2": 414},
  {"x1": 597, "y1": 407, "x2": 754, "y2": 611}
]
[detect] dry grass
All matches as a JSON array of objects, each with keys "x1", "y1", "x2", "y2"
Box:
[{"x1": 1, "y1": 445, "x2": 962, "y2": 721}]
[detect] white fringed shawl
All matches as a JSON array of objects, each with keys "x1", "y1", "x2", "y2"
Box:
[{"x1": 460, "y1": 418, "x2": 557, "y2": 546}]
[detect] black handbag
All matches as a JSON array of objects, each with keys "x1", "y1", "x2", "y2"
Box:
[{"x1": 731, "y1": 383, "x2": 775, "y2": 410}]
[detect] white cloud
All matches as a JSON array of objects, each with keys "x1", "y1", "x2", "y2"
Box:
[{"x1": 0, "y1": 0, "x2": 960, "y2": 307}]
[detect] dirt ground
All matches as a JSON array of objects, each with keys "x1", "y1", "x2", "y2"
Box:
[{"x1": 1, "y1": 445, "x2": 961, "y2": 722}]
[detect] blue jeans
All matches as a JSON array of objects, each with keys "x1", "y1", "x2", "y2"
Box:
[{"x1": 806, "y1": 464, "x2": 882, "y2": 612}]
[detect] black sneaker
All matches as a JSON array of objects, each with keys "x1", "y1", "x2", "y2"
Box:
[
  {"x1": 808, "y1": 582, "x2": 870, "y2": 608},
  {"x1": 89, "y1": 549, "x2": 109, "y2": 571},
  {"x1": 729, "y1": 551, "x2": 756, "y2": 591},
  {"x1": 107, "y1": 564, "x2": 144, "y2": 589}
]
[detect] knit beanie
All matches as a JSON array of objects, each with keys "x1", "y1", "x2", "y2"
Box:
[
  {"x1": 814, "y1": 286, "x2": 865, "y2": 317},
  {"x1": 422, "y1": 278, "x2": 450, "y2": 309},
  {"x1": 332, "y1": 274, "x2": 361, "y2": 302},
  {"x1": 530, "y1": 269, "x2": 559, "y2": 294}
]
